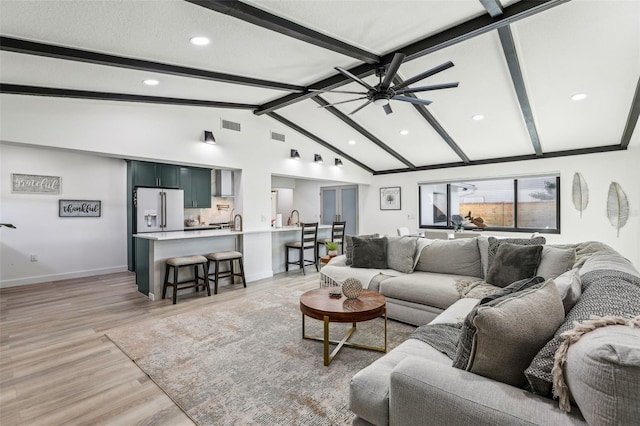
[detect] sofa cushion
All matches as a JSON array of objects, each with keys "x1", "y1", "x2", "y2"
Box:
[
  {"x1": 525, "y1": 268, "x2": 640, "y2": 397},
  {"x1": 351, "y1": 236, "x2": 388, "y2": 269},
  {"x1": 537, "y1": 246, "x2": 576, "y2": 280},
  {"x1": 415, "y1": 238, "x2": 482, "y2": 278},
  {"x1": 565, "y1": 324, "x2": 640, "y2": 425},
  {"x1": 552, "y1": 268, "x2": 582, "y2": 314},
  {"x1": 349, "y1": 338, "x2": 451, "y2": 426},
  {"x1": 477, "y1": 235, "x2": 490, "y2": 278},
  {"x1": 485, "y1": 243, "x2": 543, "y2": 287},
  {"x1": 380, "y1": 272, "x2": 467, "y2": 311},
  {"x1": 386, "y1": 236, "x2": 418, "y2": 273},
  {"x1": 487, "y1": 236, "x2": 546, "y2": 272},
  {"x1": 453, "y1": 279, "x2": 565, "y2": 387},
  {"x1": 345, "y1": 233, "x2": 379, "y2": 265}
]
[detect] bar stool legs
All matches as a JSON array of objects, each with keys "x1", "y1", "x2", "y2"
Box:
[
  {"x1": 205, "y1": 251, "x2": 247, "y2": 294},
  {"x1": 162, "y1": 255, "x2": 210, "y2": 305}
]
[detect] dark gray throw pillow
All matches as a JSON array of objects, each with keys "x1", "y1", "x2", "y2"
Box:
[
  {"x1": 485, "y1": 243, "x2": 543, "y2": 287},
  {"x1": 345, "y1": 233, "x2": 379, "y2": 265},
  {"x1": 351, "y1": 236, "x2": 388, "y2": 269},
  {"x1": 487, "y1": 236, "x2": 546, "y2": 272}
]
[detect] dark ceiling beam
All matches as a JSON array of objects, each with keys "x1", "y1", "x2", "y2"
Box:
[
  {"x1": 497, "y1": 26, "x2": 543, "y2": 156},
  {"x1": 620, "y1": 75, "x2": 640, "y2": 148},
  {"x1": 185, "y1": 0, "x2": 380, "y2": 65},
  {"x1": 311, "y1": 96, "x2": 416, "y2": 169},
  {"x1": 255, "y1": 0, "x2": 570, "y2": 115},
  {"x1": 393, "y1": 76, "x2": 471, "y2": 164},
  {"x1": 0, "y1": 36, "x2": 304, "y2": 93},
  {"x1": 0, "y1": 84, "x2": 258, "y2": 109},
  {"x1": 479, "y1": 0, "x2": 504, "y2": 18},
  {"x1": 265, "y1": 112, "x2": 374, "y2": 174},
  {"x1": 373, "y1": 144, "x2": 625, "y2": 175}
]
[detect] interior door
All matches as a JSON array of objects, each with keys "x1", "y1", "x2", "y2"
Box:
[{"x1": 321, "y1": 185, "x2": 358, "y2": 235}]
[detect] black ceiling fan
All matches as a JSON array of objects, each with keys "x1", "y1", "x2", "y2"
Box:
[{"x1": 312, "y1": 52, "x2": 458, "y2": 115}]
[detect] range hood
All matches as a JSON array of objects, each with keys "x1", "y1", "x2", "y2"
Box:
[{"x1": 213, "y1": 170, "x2": 234, "y2": 197}]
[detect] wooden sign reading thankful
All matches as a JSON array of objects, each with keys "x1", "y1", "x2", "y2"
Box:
[{"x1": 59, "y1": 200, "x2": 101, "y2": 217}]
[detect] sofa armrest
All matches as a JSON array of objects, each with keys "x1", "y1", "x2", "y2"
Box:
[
  {"x1": 389, "y1": 357, "x2": 585, "y2": 426},
  {"x1": 327, "y1": 254, "x2": 347, "y2": 266}
]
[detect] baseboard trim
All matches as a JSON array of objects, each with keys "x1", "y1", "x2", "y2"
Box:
[{"x1": 0, "y1": 266, "x2": 129, "y2": 288}]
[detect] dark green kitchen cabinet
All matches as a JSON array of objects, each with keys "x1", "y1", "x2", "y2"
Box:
[
  {"x1": 180, "y1": 167, "x2": 211, "y2": 208},
  {"x1": 131, "y1": 161, "x2": 180, "y2": 188}
]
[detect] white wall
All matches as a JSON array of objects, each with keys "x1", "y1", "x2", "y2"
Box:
[
  {"x1": 0, "y1": 94, "x2": 372, "y2": 286},
  {"x1": 361, "y1": 148, "x2": 640, "y2": 269},
  {"x1": 0, "y1": 144, "x2": 128, "y2": 287}
]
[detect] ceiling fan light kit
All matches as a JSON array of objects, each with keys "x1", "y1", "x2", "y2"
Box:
[{"x1": 317, "y1": 53, "x2": 459, "y2": 116}]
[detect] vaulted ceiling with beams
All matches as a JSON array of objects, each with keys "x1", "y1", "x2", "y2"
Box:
[{"x1": 1, "y1": 0, "x2": 638, "y2": 175}]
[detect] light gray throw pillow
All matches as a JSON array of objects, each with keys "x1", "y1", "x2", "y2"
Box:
[
  {"x1": 552, "y1": 268, "x2": 582, "y2": 314},
  {"x1": 415, "y1": 238, "x2": 482, "y2": 278},
  {"x1": 453, "y1": 279, "x2": 565, "y2": 387},
  {"x1": 536, "y1": 246, "x2": 576, "y2": 279},
  {"x1": 386, "y1": 236, "x2": 418, "y2": 273}
]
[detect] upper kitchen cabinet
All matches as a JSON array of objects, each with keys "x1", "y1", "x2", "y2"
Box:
[
  {"x1": 180, "y1": 167, "x2": 211, "y2": 208},
  {"x1": 131, "y1": 161, "x2": 180, "y2": 188}
]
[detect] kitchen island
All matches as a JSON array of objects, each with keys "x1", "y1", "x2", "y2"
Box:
[
  {"x1": 134, "y1": 229, "x2": 242, "y2": 300},
  {"x1": 134, "y1": 225, "x2": 333, "y2": 301}
]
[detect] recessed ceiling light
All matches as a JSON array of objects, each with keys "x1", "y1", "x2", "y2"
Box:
[
  {"x1": 143, "y1": 79, "x2": 159, "y2": 86},
  {"x1": 190, "y1": 36, "x2": 210, "y2": 46},
  {"x1": 571, "y1": 93, "x2": 587, "y2": 101},
  {"x1": 348, "y1": 140, "x2": 356, "y2": 145},
  {"x1": 472, "y1": 114, "x2": 484, "y2": 121},
  {"x1": 399, "y1": 130, "x2": 409, "y2": 135}
]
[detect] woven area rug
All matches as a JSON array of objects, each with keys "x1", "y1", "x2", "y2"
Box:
[{"x1": 106, "y1": 288, "x2": 415, "y2": 425}]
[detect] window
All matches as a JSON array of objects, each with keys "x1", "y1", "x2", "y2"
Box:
[{"x1": 418, "y1": 175, "x2": 560, "y2": 233}]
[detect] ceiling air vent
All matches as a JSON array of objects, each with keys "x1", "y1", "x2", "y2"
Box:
[
  {"x1": 271, "y1": 131, "x2": 286, "y2": 142},
  {"x1": 221, "y1": 119, "x2": 241, "y2": 132}
]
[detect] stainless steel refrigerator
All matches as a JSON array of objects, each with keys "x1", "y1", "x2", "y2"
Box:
[{"x1": 135, "y1": 187, "x2": 184, "y2": 232}]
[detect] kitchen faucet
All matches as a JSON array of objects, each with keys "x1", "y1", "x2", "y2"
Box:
[{"x1": 290, "y1": 209, "x2": 299, "y2": 226}]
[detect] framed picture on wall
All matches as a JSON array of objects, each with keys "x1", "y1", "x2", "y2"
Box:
[{"x1": 380, "y1": 187, "x2": 401, "y2": 210}]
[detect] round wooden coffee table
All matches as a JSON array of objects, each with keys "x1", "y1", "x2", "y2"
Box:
[{"x1": 300, "y1": 287, "x2": 386, "y2": 366}]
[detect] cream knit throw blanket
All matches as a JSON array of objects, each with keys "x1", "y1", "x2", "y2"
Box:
[{"x1": 552, "y1": 315, "x2": 640, "y2": 412}]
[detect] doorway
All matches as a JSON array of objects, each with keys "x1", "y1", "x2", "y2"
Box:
[{"x1": 320, "y1": 185, "x2": 358, "y2": 236}]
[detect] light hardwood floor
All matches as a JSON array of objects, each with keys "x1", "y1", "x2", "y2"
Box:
[{"x1": 0, "y1": 270, "x2": 321, "y2": 425}]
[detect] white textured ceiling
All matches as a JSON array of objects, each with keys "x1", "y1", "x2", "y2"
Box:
[{"x1": 0, "y1": 0, "x2": 638, "y2": 173}]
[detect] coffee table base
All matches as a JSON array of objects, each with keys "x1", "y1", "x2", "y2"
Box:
[{"x1": 302, "y1": 310, "x2": 387, "y2": 366}]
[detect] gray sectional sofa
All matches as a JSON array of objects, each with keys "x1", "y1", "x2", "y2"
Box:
[{"x1": 320, "y1": 236, "x2": 640, "y2": 426}]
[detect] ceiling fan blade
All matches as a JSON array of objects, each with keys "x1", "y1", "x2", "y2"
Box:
[
  {"x1": 308, "y1": 89, "x2": 368, "y2": 95},
  {"x1": 382, "y1": 103, "x2": 393, "y2": 115},
  {"x1": 393, "y1": 95, "x2": 432, "y2": 106},
  {"x1": 335, "y1": 67, "x2": 374, "y2": 91},
  {"x1": 316, "y1": 96, "x2": 368, "y2": 108},
  {"x1": 392, "y1": 61, "x2": 454, "y2": 91},
  {"x1": 395, "y1": 82, "x2": 459, "y2": 95},
  {"x1": 380, "y1": 53, "x2": 406, "y2": 91},
  {"x1": 349, "y1": 99, "x2": 373, "y2": 115}
]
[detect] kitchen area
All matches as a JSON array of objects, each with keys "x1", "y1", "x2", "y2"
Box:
[
  {"x1": 128, "y1": 162, "x2": 359, "y2": 301},
  {"x1": 128, "y1": 160, "x2": 242, "y2": 299}
]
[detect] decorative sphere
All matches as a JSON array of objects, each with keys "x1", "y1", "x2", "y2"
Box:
[{"x1": 342, "y1": 277, "x2": 363, "y2": 299}]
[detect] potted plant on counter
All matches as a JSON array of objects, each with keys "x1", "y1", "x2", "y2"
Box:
[{"x1": 325, "y1": 241, "x2": 340, "y2": 257}]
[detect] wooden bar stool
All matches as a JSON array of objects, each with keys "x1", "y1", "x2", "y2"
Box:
[
  {"x1": 205, "y1": 251, "x2": 247, "y2": 294},
  {"x1": 286, "y1": 222, "x2": 319, "y2": 275},
  {"x1": 162, "y1": 255, "x2": 210, "y2": 304},
  {"x1": 317, "y1": 221, "x2": 346, "y2": 259}
]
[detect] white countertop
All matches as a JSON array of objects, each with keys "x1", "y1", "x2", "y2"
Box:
[
  {"x1": 134, "y1": 224, "x2": 332, "y2": 240},
  {"x1": 134, "y1": 229, "x2": 241, "y2": 241}
]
